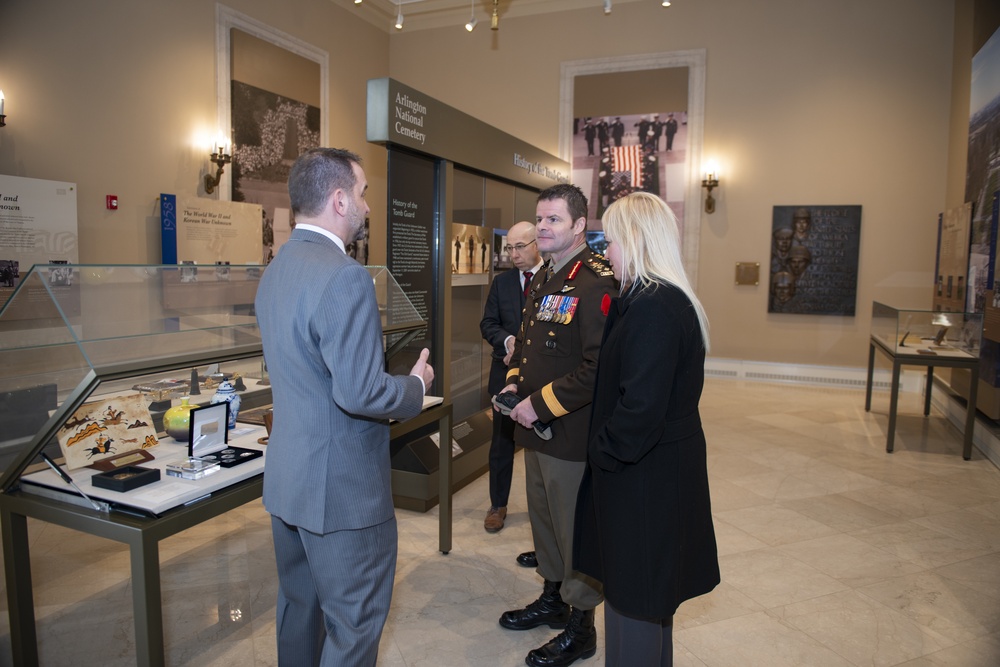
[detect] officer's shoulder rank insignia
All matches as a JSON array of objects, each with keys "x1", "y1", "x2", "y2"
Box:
[{"x1": 585, "y1": 253, "x2": 615, "y2": 278}]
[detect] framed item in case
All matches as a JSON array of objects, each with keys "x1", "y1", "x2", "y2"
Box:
[{"x1": 188, "y1": 403, "x2": 262, "y2": 468}]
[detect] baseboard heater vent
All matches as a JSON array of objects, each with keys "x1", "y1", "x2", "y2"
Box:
[{"x1": 705, "y1": 358, "x2": 912, "y2": 392}]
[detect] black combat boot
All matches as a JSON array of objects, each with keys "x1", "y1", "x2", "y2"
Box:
[
  {"x1": 499, "y1": 580, "x2": 571, "y2": 630},
  {"x1": 524, "y1": 606, "x2": 597, "y2": 667}
]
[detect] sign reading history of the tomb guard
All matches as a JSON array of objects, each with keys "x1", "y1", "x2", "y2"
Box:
[
  {"x1": 160, "y1": 195, "x2": 263, "y2": 265},
  {"x1": 367, "y1": 77, "x2": 569, "y2": 190},
  {"x1": 386, "y1": 151, "x2": 437, "y2": 387}
]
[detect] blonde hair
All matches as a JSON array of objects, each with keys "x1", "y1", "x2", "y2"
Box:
[{"x1": 601, "y1": 192, "x2": 710, "y2": 351}]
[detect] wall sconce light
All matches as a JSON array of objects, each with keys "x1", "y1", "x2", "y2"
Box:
[
  {"x1": 491, "y1": 0, "x2": 499, "y2": 30},
  {"x1": 701, "y1": 162, "x2": 719, "y2": 214},
  {"x1": 204, "y1": 135, "x2": 232, "y2": 195},
  {"x1": 0, "y1": 90, "x2": 6, "y2": 128}
]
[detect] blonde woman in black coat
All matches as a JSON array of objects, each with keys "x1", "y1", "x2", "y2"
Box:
[{"x1": 573, "y1": 192, "x2": 719, "y2": 666}]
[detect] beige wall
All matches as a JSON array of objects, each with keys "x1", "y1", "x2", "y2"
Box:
[
  {"x1": 0, "y1": 0, "x2": 390, "y2": 265},
  {"x1": 389, "y1": 0, "x2": 961, "y2": 368},
  {"x1": 0, "y1": 0, "x2": 973, "y2": 370}
]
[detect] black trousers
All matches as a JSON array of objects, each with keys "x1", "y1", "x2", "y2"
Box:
[
  {"x1": 488, "y1": 410, "x2": 516, "y2": 508},
  {"x1": 605, "y1": 602, "x2": 673, "y2": 667}
]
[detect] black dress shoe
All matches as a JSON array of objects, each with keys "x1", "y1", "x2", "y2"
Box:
[
  {"x1": 499, "y1": 580, "x2": 570, "y2": 631},
  {"x1": 516, "y1": 550, "x2": 538, "y2": 568},
  {"x1": 525, "y1": 607, "x2": 597, "y2": 667}
]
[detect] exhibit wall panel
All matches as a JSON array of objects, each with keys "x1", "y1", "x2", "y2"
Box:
[
  {"x1": 0, "y1": 0, "x2": 390, "y2": 265},
  {"x1": 388, "y1": 0, "x2": 956, "y2": 369}
]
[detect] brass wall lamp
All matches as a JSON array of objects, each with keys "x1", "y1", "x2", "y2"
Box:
[
  {"x1": 204, "y1": 135, "x2": 232, "y2": 195},
  {"x1": 701, "y1": 162, "x2": 719, "y2": 214}
]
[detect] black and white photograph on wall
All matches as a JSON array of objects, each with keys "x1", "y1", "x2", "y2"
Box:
[
  {"x1": 493, "y1": 229, "x2": 510, "y2": 272},
  {"x1": 768, "y1": 205, "x2": 862, "y2": 315},
  {"x1": 572, "y1": 112, "x2": 686, "y2": 232},
  {"x1": 47, "y1": 260, "x2": 72, "y2": 287},
  {"x1": 0, "y1": 260, "x2": 18, "y2": 288},
  {"x1": 451, "y1": 221, "x2": 489, "y2": 285},
  {"x1": 231, "y1": 80, "x2": 320, "y2": 265}
]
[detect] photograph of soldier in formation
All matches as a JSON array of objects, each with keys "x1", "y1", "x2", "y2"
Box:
[{"x1": 572, "y1": 112, "x2": 687, "y2": 228}]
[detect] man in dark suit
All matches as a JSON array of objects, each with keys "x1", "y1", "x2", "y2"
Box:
[
  {"x1": 255, "y1": 148, "x2": 434, "y2": 667},
  {"x1": 480, "y1": 220, "x2": 542, "y2": 533},
  {"x1": 665, "y1": 113, "x2": 679, "y2": 151},
  {"x1": 498, "y1": 184, "x2": 617, "y2": 667}
]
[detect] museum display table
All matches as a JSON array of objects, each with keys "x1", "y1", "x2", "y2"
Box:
[
  {"x1": 865, "y1": 302, "x2": 983, "y2": 460},
  {"x1": 1, "y1": 401, "x2": 452, "y2": 667}
]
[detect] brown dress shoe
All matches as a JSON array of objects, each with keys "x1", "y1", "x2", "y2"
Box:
[{"x1": 484, "y1": 506, "x2": 507, "y2": 533}]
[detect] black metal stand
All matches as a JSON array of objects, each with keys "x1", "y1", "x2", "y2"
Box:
[{"x1": 865, "y1": 336, "x2": 978, "y2": 460}]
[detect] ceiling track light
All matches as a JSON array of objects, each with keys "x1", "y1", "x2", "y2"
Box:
[
  {"x1": 465, "y1": 0, "x2": 477, "y2": 31},
  {"x1": 604, "y1": 0, "x2": 612, "y2": 14}
]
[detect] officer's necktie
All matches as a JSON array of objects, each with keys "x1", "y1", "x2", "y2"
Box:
[{"x1": 522, "y1": 271, "x2": 533, "y2": 297}]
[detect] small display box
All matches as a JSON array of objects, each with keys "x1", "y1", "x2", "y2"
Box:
[
  {"x1": 870, "y1": 301, "x2": 983, "y2": 358},
  {"x1": 92, "y1": 465, "x2": 161, "y2": 492},
  {"x1": 187, "y1": 403, "x2": 261, "y2": 469}
]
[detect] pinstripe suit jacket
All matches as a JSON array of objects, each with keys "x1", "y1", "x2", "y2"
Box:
[{"x1": 255, "y1": 228, "x2": 424, "y2": 534}]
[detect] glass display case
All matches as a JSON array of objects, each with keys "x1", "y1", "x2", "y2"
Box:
[
  {"x1": 0, "y1": 264, "x2": 267, "y2": 491},
  {"x1": 368, "y1": 265, "x2": 427, "y2": 360},
  {"x1": 0, "y1": 263, "x2": 448, "y2": 667},
  {"x1": 870, "y1": 301, "x2": 983, "y2": 358}
]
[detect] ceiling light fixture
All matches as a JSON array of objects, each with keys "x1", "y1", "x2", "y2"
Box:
[
  {"x1": 465, "y1": 0, "x2": 477, "y2": 31},
  {"x1": 491, "y1": 0, "x2": 499, "y2": 30},
  {"x1": 395, "y1": 1, "x2": 403, "y2": 30},
  {"x1": 662, "y1": 1, "x2": 672, "y2": 6},
  {"x1": 604, "y1": 0, "x2": 612, "y2": 14}
]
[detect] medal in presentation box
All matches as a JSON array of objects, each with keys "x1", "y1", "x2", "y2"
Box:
[{"x1": 170, "y1": 402, "x2": 262, "y2": 478}]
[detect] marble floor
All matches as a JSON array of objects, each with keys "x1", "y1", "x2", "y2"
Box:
[{"x1": 2, "y1": 379, "x2": 1000, "y2": 666}]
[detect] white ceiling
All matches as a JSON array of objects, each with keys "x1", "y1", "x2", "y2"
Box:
[{"x1": 328, "y1": 0, "x2": 655, "y2": 33}]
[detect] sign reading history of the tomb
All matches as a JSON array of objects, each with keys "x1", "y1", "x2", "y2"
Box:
[
  {"x1": 367, "y1": 77, "x2": 569, "y2": 190},
  {"x1": 0, "y1": 175, "x2": 78, "y2": 302},
  {"x1": 160, "y1": 194, "x2": 263, "y2": 265},
  {"x1": 767, "y1": 205, "x2": 861, "y2": 316},
  {"x1": 386, "y1": 151, "x2": 437, "y2": 387}
]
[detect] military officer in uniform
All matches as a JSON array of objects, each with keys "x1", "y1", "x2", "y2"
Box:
[{"x1": 497, "y1": 183, "x2": 617, "y2": 667}]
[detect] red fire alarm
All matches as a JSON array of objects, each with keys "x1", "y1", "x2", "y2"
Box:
[{"x1": 106, "y1": 195, "x2": 118, "y2": 210}]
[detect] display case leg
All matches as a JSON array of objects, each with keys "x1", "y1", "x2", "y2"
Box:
[
  {"x1": 924, "y1": 367, "x2": 934, "y2": 416},
  {"x1": 438, "y1": 408, "x2": 452, "y2": 554},
  {"x1": 2, "y1": 508, "x2": 38, "y2": 666},
  {"x1": 886, "y1": 362, "x2": 901, "y2": 453},
  {"x1": 964, "y1": 369, "x2": 979, "y2": 460},
  {"x1": 865, "y1": 342, "x2": 876, "y2": 412},
  {"x1": 130, "y1": 532, "x2": 165, "y2": 667}
]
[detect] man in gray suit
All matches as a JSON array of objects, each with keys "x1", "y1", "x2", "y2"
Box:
[{"x1": 255, "y1": 148, "x2": 434, "y2": 667}]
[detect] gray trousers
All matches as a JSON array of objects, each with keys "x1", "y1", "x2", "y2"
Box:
[
  {"x1": 524, "y1": 449, "x2": 603, "y2": 609},
  {"x1": 605, "y1": 602, "x2": 673, "y2": 667},
  {"x1": 271, "y1": 514, "x2": 397, "y2": 667}
]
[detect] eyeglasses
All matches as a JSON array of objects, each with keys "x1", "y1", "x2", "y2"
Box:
[{"x1": 503, "y1": 239, "x2": 536, "y2": 254}]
